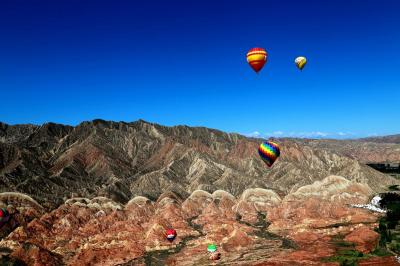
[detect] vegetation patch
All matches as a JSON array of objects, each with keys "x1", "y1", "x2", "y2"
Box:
[
  {"x1": 323, "y1": 190, "x2": 400, "y2": 265},
  {"x1": 322, "y1": 234, "x2": 382, "y2": 265},
  {"x1": 332, "y1": 240, "x2": 356, "y2": 249},
  {"x1": 375, "y1": 192, "x2": 400, "y2": 255},
  {"x1": 240, "y1": 212, "x2": 298, "y2": 249},
  {"x1": 322, "y1": 249, "x2": 371, "y2": 266},
  {"x1": 370, "y1": 247, "x2": 393, "y2": 257}
]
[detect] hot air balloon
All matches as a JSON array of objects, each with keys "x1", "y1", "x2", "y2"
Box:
[
  {"x1": 246, "y1": 48, "x2": 267, "y2": 73},
  {"x1": 258, "y1": 141, "x2": 280, "y2": 167},
  {"x1": 295, "y1": 56, "x2": 307, "y2": 71},
  {"x1": 207, "y1": 243, "x2": 217, "y2": 253},
  {"x1": 166, "y1": 229, "x2": 177, "y2": 242}
]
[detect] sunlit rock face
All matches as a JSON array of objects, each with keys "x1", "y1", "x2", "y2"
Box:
[
  {"x1": 0, "y1": 175, "x2": 395, "y2": 265},
  {"x1": 1, "y1": 120, "x2": 398, "y2": 264},
  {"x1": 1, "y1": 120, "x2": 398, "y2": 210}
]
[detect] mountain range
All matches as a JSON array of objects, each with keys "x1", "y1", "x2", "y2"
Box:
[{"x1": 1, "y1": 119, "x2": 399, "y2": 210}]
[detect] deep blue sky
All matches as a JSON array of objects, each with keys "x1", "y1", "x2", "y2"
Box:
[{"x1": 1, "y1": 0, "x2": 399, "y2": 138}]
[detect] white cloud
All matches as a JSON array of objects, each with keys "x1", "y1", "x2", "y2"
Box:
[
  {"x1": 265, "y1": 131, "x2": 285, "y2": 137},
  {"x1": 314, "y1": 132, "x2": 329, "y2": 137},
  {"x1": 246, "y1": 131, "x2": 261, "y2": 137},
  {"x1": 286, "y1": 131, "x2": 330, "y2": 138},
  {"x1": 335, "y1": 132, "x2": 361, "y2": 139},
  {"x1": 244, "y1": 130, "x2": 364, "y2": 139}
]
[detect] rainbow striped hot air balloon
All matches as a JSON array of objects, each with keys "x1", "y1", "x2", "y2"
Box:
[
  {"x1": 246, "y1": 47, "x2": 267, "y2": 73},
  {"x1": 258, "y1": 141, "x2": 280, "y2": 167}
]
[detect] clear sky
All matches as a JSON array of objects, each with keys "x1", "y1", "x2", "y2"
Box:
[{"x1": 1, "y1": 0, "x2": 399, "y2": 138}]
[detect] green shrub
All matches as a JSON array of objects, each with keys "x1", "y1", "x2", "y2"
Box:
[
  {"x1": 338, "y1": 250, "x2": 364, "y2": 257},
  {"x1": 370, "y1": 247, "x2": 392, "y2": 257},
  {"x1": 334, "y1": 241, "x2": 355, "y2": 248},
  {"x1": 388, "y1": 240, "x2": 400, "y2": 252}
]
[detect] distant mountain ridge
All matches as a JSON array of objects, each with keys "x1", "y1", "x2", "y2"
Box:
[
  {"x1": 0, "y1": 119, "x2": 398, "y2": 209},
  {"x1": 357, "y1": 134, "x2": 400, "y2": 144},
  {"x1": 290, "y1": 138, "x2": 400, "y2": 164}
]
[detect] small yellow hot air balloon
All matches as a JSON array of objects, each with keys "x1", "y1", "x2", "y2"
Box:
[{"x1": 295, "y1": 56, "x2": 307, "y2": 71}]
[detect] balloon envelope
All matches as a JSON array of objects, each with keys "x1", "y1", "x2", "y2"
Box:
[
  {"x1": 295, "y1": 56, "x2": 307, "y2": 70},
  {"x1": 166, "y1": 229, "x2": 177, "y2": 241},
  {"x1": 207, "y1": 244, "x2": 217, "y2": 253},
  {"x1": 246, "y1": 48, "x2": 267, "y2": 73},
  {"x1": 258, "y1": 141, "x2": 280, "y2": 167}
]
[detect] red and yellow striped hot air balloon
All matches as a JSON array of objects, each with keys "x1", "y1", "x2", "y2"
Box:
[{"x1": 246, "y1": 47, "x2": 267, "y2": 73}]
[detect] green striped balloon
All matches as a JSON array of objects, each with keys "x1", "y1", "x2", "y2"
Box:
[{"x1": 207, "y1": 243, "x2": 217, "y2": 252}]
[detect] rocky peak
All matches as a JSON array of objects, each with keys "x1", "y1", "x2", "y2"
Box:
[{"x1": 0, "y1": 119, "x2": 398, "y2": 211}]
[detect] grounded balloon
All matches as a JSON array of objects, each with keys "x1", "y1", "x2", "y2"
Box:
[
  {"x1": 246, "y1": 48, "x2": 267, "y2": 73},
  {"x1": 166, "y1": 229, "x2": 177, "y2": 242},
  {"x1": 295, "y1": 56, "x2": 307, "y2": 70},
  {"x1": 207, "y1": 244, "x2": 217, "y2": 253},
  {"x1": 258, "y1": 141, "x2": 280, "y2": 167}
]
